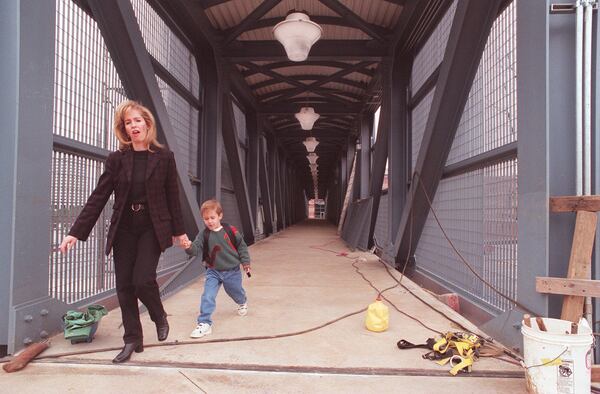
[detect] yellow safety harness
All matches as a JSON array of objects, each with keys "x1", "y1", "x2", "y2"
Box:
[{"x1": 398, "y1": 332, "x2": 489, "y2": 375}]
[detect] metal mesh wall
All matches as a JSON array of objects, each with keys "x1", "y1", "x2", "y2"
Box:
[
  {"x1": 410, "y1": 1, "x2": 457, "y2": 93},
  {"x1": 447, "y1": 3, "x2": 517, "y2": 165},
  {"x1": 54, "y1": 0, "x2": 123, "y2": 149},
  {"x1": 156, "y1": 76, "x2": 200, "y2": 180},
  {"x1": 50, "y1": 0, "x2": 201, "y2": 303},
  {"x1": 414, "y1": 3, "x2": 518, "y2": 312},
  {"x1": 411, "y1": 89, "x2": 435, "y2": 171},
  {"x1": 50, "y1": 151, "x2": 115, "y2": 304},
  {"x1": 50, "y1": 0, "x2": 124, "y2": 304},
  {"x1": 374, "y1": 192, "x2": 389, "y2": 246},
  {"x1": 131, "y1": 0, "x2": 200, "y2": 98}
]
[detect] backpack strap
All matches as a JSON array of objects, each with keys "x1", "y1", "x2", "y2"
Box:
[
  {"x1": 222, "y1": 222, "x2": 240, "y2": 251},
  {"x1": 202, "y1": 227, "x2": 210, "y2": 262}
]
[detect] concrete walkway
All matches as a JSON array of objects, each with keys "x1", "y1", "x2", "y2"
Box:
[{"x1": 3, "y1": 220, "x2": 526, "y2": 393}]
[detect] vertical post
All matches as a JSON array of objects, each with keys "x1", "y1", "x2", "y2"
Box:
[
  {"x1": 388, "y1": 59, "x2": 410, "y2": 250},
  {"x1": 0, "y1": 0, "x2": 60, "y2": 354},
  {"x1": 246, "y1": 110, "x2": 259, "y2": 229},
  {"x1": 198, "y1": 43, "x2": 222, "y2": 203},
  {"x1": 367, "y1": 57, "x2": 393, "y2": 249},
  {"x1": 359, "y1": 114, "x2": 372, "y2": 199}
]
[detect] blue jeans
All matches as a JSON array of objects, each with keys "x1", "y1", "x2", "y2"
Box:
[{"x1": 198, "y1": 267, "x2": 247, "y2": 325}]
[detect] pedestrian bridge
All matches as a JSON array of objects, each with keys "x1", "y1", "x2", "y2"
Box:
[
  {"x1": 2, "y1": 1, "x2": 599, "y2": 390},
  {"x1": 4, "y1": 221, "x2": 525, "y2": 392}
]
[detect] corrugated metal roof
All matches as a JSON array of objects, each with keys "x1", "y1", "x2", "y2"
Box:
[{"x1": 339, "y1": 0, "x2": 403, "y2": 29}]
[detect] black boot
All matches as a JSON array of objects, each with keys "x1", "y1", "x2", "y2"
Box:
[
  {"x1": 112, "y1": 341, "x2": 143, "y2": 363},
  {"x1": 156, "y1": 315, "x2": 169, "y2": 342}
]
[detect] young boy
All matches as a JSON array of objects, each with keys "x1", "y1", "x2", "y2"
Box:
[{"x1": 180, "y1": 199, "x2": 251, "y2": 338}]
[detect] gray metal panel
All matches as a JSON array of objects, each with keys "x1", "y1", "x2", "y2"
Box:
[
  {"x1": 221, "y1": 190, "x2": 243, "y2": 231},
  {"x1": 1, "y1": 0, "x2": 59, "y2": 354},
  {"x1": 594, "y1": 1, "x2": 600, "y2": 360},
  {"x1": 0, "y1": 0, "x2": 20, "y2": 354},
  {"x1": 374, "y1": 192, "x2": 389, "y2": 247}
]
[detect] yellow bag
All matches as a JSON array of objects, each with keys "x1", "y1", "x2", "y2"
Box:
[{"x1": 365, "y1": 296, "x2": 389, "y2": 332}]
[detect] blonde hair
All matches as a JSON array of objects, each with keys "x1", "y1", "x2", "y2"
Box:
[
  {"x1": 200, "y1": 199, "x2": 223, "y2": 216},
  {"x1": 113, "y1": 100, "x2": 163, "y2": 151}
]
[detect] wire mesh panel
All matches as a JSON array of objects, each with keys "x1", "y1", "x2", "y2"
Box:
[
  {"x1": 50, "y1": 151, "x2": 115, "y2": 304},
  {"x1": 130, "y1": 0, "x2": 200, "y2": 98},
  {"x1": 410, "y1": 1, "x2": 457, "y2": 93},
  {"x1": 51, "y1": 0, "x2": 126, "y2": 303},
  {"x1": 411, "y1": 89, "x2": 435, "y2": 171},
  {"x1": 413, "y1": 3, "x2": 518, "y2": 313},
  {"x1": 415, "y1": 159, "x2": 517, "y2": 312},
  {"x1": 157, "y1": 76, "x2": 200, "y2": 182},
  {"x1": 447, "y1": 3, "x2": 517, "y2": 165},
  {"x1": 374, "y1": 192, "x2": 389, "y2": 246},
  {"x1": 54, "y1": 0, "x2": 124, "y2": 149}
]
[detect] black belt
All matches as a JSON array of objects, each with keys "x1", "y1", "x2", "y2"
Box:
[{"x1": 131, "y1": 203, "x2": 146, "y2": 212}]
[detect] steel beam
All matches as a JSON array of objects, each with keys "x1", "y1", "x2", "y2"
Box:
[
  {"x1": 198, "y1": 43, "x2": 223, "y2": 202},
  {"x1": 386, "y1": 60, "x2": 410, "y2": 251},
  {"x1": 246, "y1": 111, "x2": 259, "y2": 228},
  {"x1": 223, "y1": 0, "x2": 282, "y2": 45},
  {"x1": 225, "y1": 40, "x2": 386, "y2": 61},
  {"x1": 365, "y1": 58, "x2": 392, "y2": 248},
  {"x1": 1, "y1": 0, "x2": 61, "y2": 354},
  {"x1": 87, "y1": 0, "x2": 202, "y2": 235},
  {"x1": 318, "y1": 0, "x2": 387, "y2": 43},
  {"x1": 221, "y1": 93, "x2": 256, "y2": 244},
  {"x1": 393, "y1": 0, "x2": 503, "y2": 265},
  {"x1": 258, "y1": 133, "x2": 274, "y2": 235}
]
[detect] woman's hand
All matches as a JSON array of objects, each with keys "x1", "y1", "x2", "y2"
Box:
[
  {"x1": 173, "y1": 234, "x2": 190, "y2": 248},
  {"x1": 59, "y1": 235, "x2": 78, "y2": 254}
]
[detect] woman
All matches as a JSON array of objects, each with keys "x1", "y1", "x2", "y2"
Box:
[{"x1": 59, "y1": 100, "x2": 189, "y2": 363}]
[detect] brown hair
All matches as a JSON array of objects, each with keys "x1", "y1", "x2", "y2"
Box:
[
  {"x1": 113, "y1": 100, "x2": 163, "y2": 151},
  {"x1": 200, "y1": 199, "x2": 223, "y2": 216}
]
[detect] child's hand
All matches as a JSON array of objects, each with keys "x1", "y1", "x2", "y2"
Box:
[
  {"x1": 182, "y1": 239, "x2": 192, "y2": 249},
  {"x1": 243, "y1": 264, "x2": 251, "y2": 278}
]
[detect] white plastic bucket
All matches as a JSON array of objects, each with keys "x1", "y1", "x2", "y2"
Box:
[{"x1": 522, "y1": 317, "x2": 593, "y2": 394}]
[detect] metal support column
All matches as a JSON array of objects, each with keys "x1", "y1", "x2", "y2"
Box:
[
  {"x1": 366, "y1": 58, "x2": 393, "y2": 249},
  {"x1": 0, "y1": 0, "x2": 62, "y2": 354},
  {"x1": 387, "y1": 59, "x2": 410, "y2": 255},
  {"x1": 198, "y1": 42, "x2": 223, "y2": 203},
  {"x1": 247, "y1": 111, "x2": 259, "y2": 232},
  {"x1": 258, "y1": 132, "x2": 274, "y2": 235},
  {"x1": 222, "y1": 92, "x2": 256, "y2": 244}
]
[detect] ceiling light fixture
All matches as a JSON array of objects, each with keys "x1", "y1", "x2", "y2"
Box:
[
  {"x1": 302, "y1": 136, "x2": 319, "y2": 152},
  {"x1": 295, "y1": 107, "x2": 320, "y2": 130},
  {"x1": 273, "y1": 11, "x2": 322, "y2": 62}
]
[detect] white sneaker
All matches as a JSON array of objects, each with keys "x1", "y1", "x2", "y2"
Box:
[
  {"x1": 237, "y1": 303, "x2": 248, "y2": 316},
  {"x1": 190, "y1": 322, "x2": 212, "y2": 338}
]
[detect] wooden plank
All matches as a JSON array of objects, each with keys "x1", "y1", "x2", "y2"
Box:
[
  {"x1": 537, "y1": 277, "x2": 600, "y2": 297},
  {"x1": 593, "y1": 365, "x2": 600, "y2": 382},
  {"x1": 550, "y1": 195, "x2": 600, "y2": 212},
  {"x1": 561, "y1": 211, "x2": 598, "y2": 323}
]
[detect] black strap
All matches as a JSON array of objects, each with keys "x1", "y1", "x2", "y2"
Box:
[
  {"x1": 202, "y1": 223, "x2": 240, "y2": 262},
  {"x1": 397, "y1": 339, "x2": 431, "y2": 350}
]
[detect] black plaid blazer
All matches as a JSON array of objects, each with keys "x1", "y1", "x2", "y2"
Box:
[{"x1": 69, "y1": 147, "x2": 186, "y2": 255}]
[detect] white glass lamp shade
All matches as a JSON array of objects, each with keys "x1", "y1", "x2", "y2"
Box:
[
  {"x1": 307, "y1": 152, "x2": 318, "y2": 164},
  {"x1": 273, "y1": 12, "x2": 322, "y2": 62},
  {"x1": 295, "y1": 107, "x2": 320, "y2": 130},
  {"x1": 302, "y1": 136, "x2": 319, "y2": 152}
]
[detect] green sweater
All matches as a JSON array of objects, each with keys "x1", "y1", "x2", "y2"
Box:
[{"x1": 185, "y1": 226, "x2": 250, "y2": 271}]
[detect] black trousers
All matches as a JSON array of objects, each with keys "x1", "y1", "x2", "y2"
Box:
[{"x1": 113, "y1": 208, "x2": 165, "y2": 344}]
